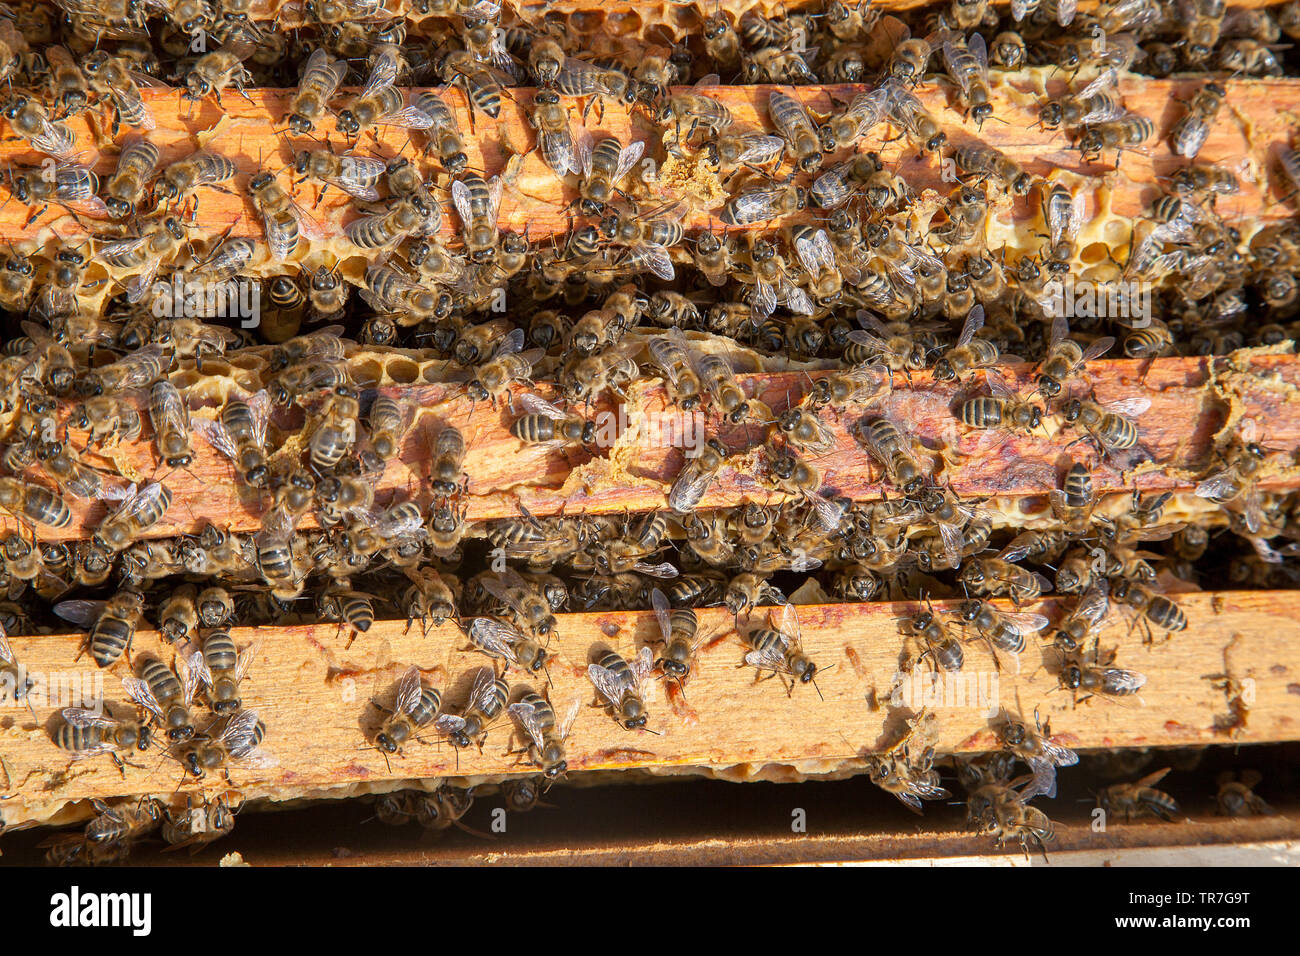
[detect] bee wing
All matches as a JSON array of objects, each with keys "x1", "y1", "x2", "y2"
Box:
[
  {"x1": 113, "y1": 481, "x2": 170, "y2": 525},
  {"x1": 488, "y1": 175, "x2": 504, "y2": 226},
  {"x1": 651, "y1": 587, "x2": 673, "y2": 643},
  {"x1": 219, "y1": 709, "x2": 264, "y2": 755},
  {"x1": 1101, "y1": 396, "x2": 1151, "y2": 418},
  {"x1": 1175, "y1": 119, "x2": 1209, "y2": 159},
  {"x1": 434, "y1": 712, "x2": 467, "y2": 734},
  {"x1": 516, "y1": 392, "x2": 570, "y2": 421},
  {"x1": 122, "y1": 676, "x2": 165, "y2": 724},
  {"x1": 782, "y1": 283, "x2": 815, "y2": 317},
  {"x1": 1021, "y1": 759, "x2": 1059, "y2": 800},
  {"x1": 360, "y1": 48, "x2": 400, "y2": 99},
  {"x1": 465, "y1": 665, "x2": 500, "y2": 712},
  {"x1": 392, "y1": 665, "x2": 425, "y2": 717},
  {"x1": 588, "y1": 661, "x2": 631, "y2": 705},
  {"x1": 330, "y1": 156, "x2": 387, "y2": 202},
  {"x1": 625, "y1": 242, "x2": 675, "y2": 281},
  {"x1": 1241, "y1": 483, "x2": 1264, "y2": 535},
  {"x1": 745, "y1": 640, "x2": 789, "y2": 672},
  {"x1": 492, "y1": 326, "x2": 526, "y2": 360},
  {"x1": 969, "y1": 31, "x2": 989, "y2": 76},
  {"x1": 479, "y1": 574, "x2": 529, "y2": 619},
  {"x1": 558, "y1": 698, "x2": 581, "y2": 740},
  {"x1": 984, "y1": 369, "x2": 1015, "y2": 400},
  {"x1": 576, "y1": 131, "x2": 595, "y2": 178},
  {"x1": 1074, "y1": 580, "x2": 1111, "y2": 624},
  {"x1": 794, "y1": 228, "x2": 835, "y2": 276},
  {"x1": 1002, "y1": 610, "x2": 1052, "y2": 634},
  {"x1": 956, "y1": 305, "x2": 985, "y2": 347},
  {"x1": 467, "y1": 617, "x2": 524, "y2": 663},
  {"x1": 1040, "y1": 736, "x2": 1079, "y2": 768},
  {"x1": 450, "y1": 178, "x2": 475, "y2": 226},
  {"x1": 0, "y1": 626, "x2": 12, "y2": 666},
  {"x1": 1077, "y1": 67, "x2": 1119, "y2": 101},
  {"x1": 149, "y1": 381, "x2": 188, "y2": 436},
  {"x1": 1104, "y1": 668, "x2": 1147, "y2": 693},
  {"x1": 738, "y1": 133, "x2": 785, "y2": 166},
  {"x1": 938, "y1": 521, "x2": 965, "y2": 570},
  {"x1": 630, "y1": 645, "x2": 655, "y2": 686},
  {"x1": 779, "y1": 601, "x2": 803, "y2": 648},
  {"x1": 178, "y1": 648, "x2": 206, "y2": 701},
  {"x1": 942, "y1": 37, "x2": 973, "y2": 96},
  {"x1": 615, "y1": 140, "x2": 646, "y2": 180},
  {"x1": 1080, "y1": 335, "x2": 1116, "y2": 363},
  {"x1": 668, "y1": 462, "x2": 715, "y2": 514},
  {"x1": 723, "y1": 187, "x2": 777, "y2": 225},
  {"x1": 61, "y1": 707, "x2": 118, "y2": 730},
  {"x1": 752, "y1": 277, "x2": 777, "y2": 319},
  {"x1": 53, "y1": 599, "x2": 107, "y2": 627},
  {"x1": 541, "y1": 128, "x2": 578, "y2": 176},
  {"x1": 242, "y1": 390, "x2": 273, "y2": 449},
  {"x1": 508, "y1": 700, "x2": 547, "y2": 748},
  {"x1": 1047, "y1": 314, "x2": 1069, "y2": 354},
  {"x1": 632, "y1": 561, "x2": 679, "y2": 579},
  {"x1": 234, "y1": 642, "x2": 260, "y2": 685}
]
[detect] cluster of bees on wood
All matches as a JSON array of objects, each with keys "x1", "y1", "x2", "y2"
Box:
[{"x1": 0, "y1": 0, "x2": 1294, "y2": 863}]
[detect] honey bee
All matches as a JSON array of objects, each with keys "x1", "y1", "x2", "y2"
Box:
[
  {"x1": 183, "y1": 50, "x2": 252, "y2": 104},
  {"x1": 161, "y1": 793, "x2": 240, "y2": 853},
  {"x1": 157, "y1": 583, "x2": 199, "y2": 644},
  {"x1": 1098, "y1": 768, "x2": 1180, "y2": 821},
  {"x1": 4, "y1": 94, "x2": 76, "y2": 159},
  {"x1": 452, "y1": 173, "x2": 504, "y2": 264},
  {"x1": 742, "y1": 601, "x2": 820, "y2": 694},
  {"x1": 414, "y1": 91, "x2": 468, "y2": 175},
  {"x1": 177, "y1": 708, "x2": 271, "y2": 778},
  {"x1": 1062, "y1": 396, "x2": 1150, "y2": 457},
  {"x1": 54, "y1": 586, "x2": 146, "y2": 668},
  {"x1": 337, "y1": 46, "x2": 434, "y2": 137},
  {"x1": 1039, "y1": 68, "x2": 1123, "y2": 131},
  {"x1": 191, "y1": 390, "x2": 272, "y2": 486},
  {"x1": 52, "y1": 706, "x2": 152, "y2": 765},
  {"x1": 465, "y1": 616, "x2": 549, "y2": 674},
  {"x1": 805, "y1": 363, "x2": 892, "y2": 411},
  {"x1": 250, "y1": 170, "x2": 317, "y2": 261},
  {"x1": 857, "y1": 418, "x2": 928, "y2": 494},
  {"x1": 124, "y1": 651, "x2": 203, "y2": 742},
  {"x1": 990, "y1": 30, "x2": 1027, "y2": 69},
  {"x1": 441, "y1": 48, "x2": 506, "y2": 122},
  {"x1": 648, "y1": 586, "x2": 706, "y2": 684},
  {"x1": 467, "y1": 328, "x2": 545, "y2": 405},
  {"x1": 904, "y1": 599, "x2": 966, "y2": 672},
  {"x1": 1053, "y1": 579, "x2": 1111, "y2": 656},
  {"x1": 1110, "y1": 578, "x2": 1187, "y2": 639},
  {"x1": 741, "y1": 46, "x2": 818, "y2": 84},
  {"x1": 294, "y1": 148, "x2": 386, "y2": 204},
  {"x1": 959, "y1": 598, "x2": 1051, "y2": 662},
  {"x1": 1078, "y1": 113, "x2": 1155, "y2": 163},
  {"x1": 1049, "y1": 460, "x2": 1101, "y2": 532},
  {"x1": 939, "y1": 31, "x2": 993, "y2": 126},
  {"x1": 576, "y1": 133, "x2": 643, "y2": 215},
  {"x1": 1058, "y1": 647, "x2": 1147, "y2": 702},
  {"x1": 719, "y1": 178, "x2": 805, "y2": 227},
  {"x1": 1035, "y1": 315, "x2": 1114, "y2": 398},
  {"x1": 402, "y1": 567, "x2": 460, "y2": 636},
  {"x1": 1171, "y1": 81, "x2": 1226, "y2": 159},
  {"x1": 529, "y1": 89, "x2": 577, "y2": 177},
  {"x1": 767, "y1": 89, "x2": 822, "y2": 173},
  {"x1": 510, "y1": 392, "x2": 594, "y2": 449},
  {"x1": 959, "y1": 373, "x2": 1044, "y2": 434},
  {"x1": 1216, "y1": 770, "x2": 1274, "y2": 817},
  {"x1": 868, "y1": 711, "x2": 949, "y2": 812},
  {"x1": 480, "y1": 566, "x2": 558, "y2": 638},
  {"x1": 509, "y1": 692, "x2": 581, "y2": 778},
  {"x1": 668, "y1": 437, "x2": 729, "y2": 515},
  {"x1": 953, "y1": 144, "x2": 1031, "y2": 196},
  {"x1": 286, "y1": 47, "x2": 347, "y2": 135},
  {"x1": 659, "y1": 78, "x2": 733, "y2": 143},
  {"x1": 435, "y1": 666, "x2": 509, "y2": 749},
  {"x1": 1194, "y1": 420, "x2": 1272, "y2": 535},
  {"x1": 93, "y1": 482, "x2": 172, "y2": 553},
  {"x1": 8, "y1": 161, "x2": 106, "y2": 223},
  {"x1": 102, "y1": 138, "x2": 159, "y2": 219},
  {"x1": 884, "y1": 80, "x2": 946, "y2": 154},
  {"x1": 146, "y1": 380, "x2": 193, "y2": 469},
  {"x1": 934, "y1": 306, "x2": 999, "y2": 381},
  {"x1": 588, "y1": 645, "x2": 654, "y2": 730},
  {"x1": 994, "y1": 708, "x2": 1079, "y2": 799},
  {"x1": 965, "y1": 776, "x2": 1054, "y2": 860}
]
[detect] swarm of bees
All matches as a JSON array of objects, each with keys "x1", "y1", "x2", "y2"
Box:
[{"x1": 0, "y1": 0, "x2": 1294, "y2": 864}]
